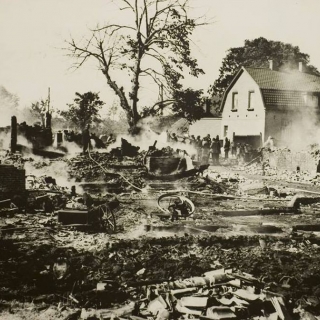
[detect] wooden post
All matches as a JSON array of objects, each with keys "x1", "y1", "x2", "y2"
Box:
[{"x1": 11, "y1": 116, "x2": 17, "y2": 153}]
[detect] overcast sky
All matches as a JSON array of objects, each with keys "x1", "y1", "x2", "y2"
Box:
[{"x1": 0, "y1": 0, "x2": 320, "y2": 115}]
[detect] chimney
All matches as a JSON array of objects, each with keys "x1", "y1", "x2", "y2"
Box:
[
  {"x1": 299, "y1": 61, "x2": 304, "y2": 72},
  {"x1": 269, "y1": 60, "x2": 274, "y2": 70}
]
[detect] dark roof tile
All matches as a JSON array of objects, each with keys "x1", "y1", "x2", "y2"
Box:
[
  {"x1": 262, "y1": 89, "x2": 306, "y2": 108},
  {"x1": 245, "y1": 67, "x2": 320, "y2": 92}
]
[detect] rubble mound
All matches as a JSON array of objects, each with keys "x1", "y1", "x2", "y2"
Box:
[{"x1": 1, "y1": 234, "x2": 320, "y2": 317}]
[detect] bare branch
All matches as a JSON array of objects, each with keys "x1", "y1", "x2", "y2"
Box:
[
  {"x1": 93, "y1": 24, "x2": 136, "y2": 33},
  {"x1": 143, "y1": 0, "x2": 149, "y2": 36},
  {"x1": 65, "y1": 0, "x2": 209, "y2": 128},
  {"x1": 135, "y1": 0, "x2": 139, "y2": 29},
  {"x1": 141, "y1": 69, "x2": 164, "y2": 87},
  {"x1": 119, "y1": 0, "x2": 134, "y2": 10},
  {"x1": 145, "y1": 51, "x2": 166, "y2": 66},
  {"x1": 141, "y1": 67, "x2": 166, "y2": 79},
  {"x1": 148, "y1": 99, "x2": 175, "y2": 114}
]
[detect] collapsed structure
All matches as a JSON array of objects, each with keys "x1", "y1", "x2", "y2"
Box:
[{"x1": 3, "y1": 66, "x2": 320, "y2": 319}]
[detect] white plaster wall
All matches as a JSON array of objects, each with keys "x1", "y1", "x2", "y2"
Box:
[
  {"x1": 189, "y1": 118, "x2": 222, "y2": 138},
  {"x1": 221, "y1": 70, "x2": 266, "y2": 140}
]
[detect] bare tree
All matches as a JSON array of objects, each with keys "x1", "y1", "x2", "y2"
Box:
[{"x1": 66, "y1": 0, "x2": 207, "y2": 133}]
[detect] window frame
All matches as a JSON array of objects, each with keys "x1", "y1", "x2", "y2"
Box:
[
  {"x1": 247, "y1": 90, "x2": 255, "y2": 111},
  {"x1": 231, "y1": 92, "x2": 238, "y2": 111}
]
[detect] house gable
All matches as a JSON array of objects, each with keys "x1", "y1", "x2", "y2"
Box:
[
  {"x1": 221, "y1": 68, "x2": 266, "y2": 139},
  {"x1": 221, "y1": 68, "x2": 265, "y2": 115}
]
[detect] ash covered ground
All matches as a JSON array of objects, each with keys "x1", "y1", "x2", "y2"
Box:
[{"x1": 2, "y1": 140, "x2": 320, "y2": 320}]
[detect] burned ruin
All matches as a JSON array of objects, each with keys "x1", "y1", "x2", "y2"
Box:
[
  {"x1": 2, "y1": 66, "x2": 320, "y2": 320},
  {"x1": 1, "y1": 111, "x2": 320, "y2": 320}
]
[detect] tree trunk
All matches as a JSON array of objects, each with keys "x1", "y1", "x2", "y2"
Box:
[
  {"x1": 82, "y1": 128, "x2": 90, "y2": 154},
  {"x1": 102, "y1": 68, "x2": 135, "y2": 130},
  {"x1": 130, "y1": 44, "x2": 144, "y2": 130},
  {"x1": 131, "y1": 58, "x2": 141, "y2": 126}
]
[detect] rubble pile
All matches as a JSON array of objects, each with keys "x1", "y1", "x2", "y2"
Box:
[
  {"x1": 66, "y1": 153, "x2": 137, "y2": 182},
  {"x1": 26, "y1": 175, "x2": 68, "y2": 192},
  {"x1": 244, "y1": 160, "x2": 320, "y2": 185},
  {"x1": 83, "y1": 267, "x2": 291, "y2": 320},
  {"x1": 0, "y1": 152, "x2": 38, "y2": 168},
  {"x1": 148, "y1": 146, "x2": 178, "y2": 157},
  {"x1": 1, "y1": 235, "x2": 320, "y2": 318},
  {"x1": 184, "y1": 175, "x2": 230, "y2": 194},
  {"x1": 3, "y1": 138, "x2": 320, "y2": 319},
  {"x1": 187, "y1": 169, "x2": 245, "y2": 194},
  {"x1": 65, "y1": 153, "x2": 147, "y2": 192},
  {"x1": 243, "y1": 162, "x2": 265, "y2": 176}
]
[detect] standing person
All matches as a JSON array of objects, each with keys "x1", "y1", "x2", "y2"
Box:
[
  {"x1": 236, "y1": 143, "x2": 241, "y2": 160},
  {"x1": 239, "y1": 143, "x2": 246, "y2": 163},
  {"x1": 246, "y1": 143, "x2": 253, "y2": 161},
  {"x1": 166, "y1": 130, "x2": 171, "y2": 142},
  {"x1": 230, "y1": 140, "x2": 236, "y2": 158},
  {"x1": 189, "y1": 135, "x2": 196, "y2": 147},
  {"x1": 201, "y1": 135, "x2": 211, "y2": 165},
  {"x1": 216, "y1": 135, "x2": 221, "y2": 164},
  {"x1": 188, "y1": 134, "x2": 196, "y2": 160},
  {"x1": 224, "y1": 137, "x2": 230, "y2": 159},
  {"x1": 206, "y1": 134, "x2": 212, "y2": 145},
  {"x1": 244, "y1": 144, "x2": 249, "y2": 162},
  {"x1": 210, "y1": 137, "x2": 220, "y2": 165},
  {"x1": 196, "y1": 136, "x2": 202, "y2": 161}
]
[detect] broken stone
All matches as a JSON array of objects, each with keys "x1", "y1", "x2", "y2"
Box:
[
  {"x1": 206, "y1": 306, "x2": 237, "y2": 319},
  {"x1": 239, "y1": 181, "x2": 268, "y2": 195},
  {"x1": 180, "y1": 296, "x2": 208, "y2": 308},
  {"x1": 81, "y1": 301, "x2": 136, "y2": 320}
]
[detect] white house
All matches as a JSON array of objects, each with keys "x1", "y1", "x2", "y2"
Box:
[{"x1": 220, "y1": 62, "x2": 320, "y2": 147}]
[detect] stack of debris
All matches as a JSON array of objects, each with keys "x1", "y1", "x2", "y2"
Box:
[
  {"x1": 185, "y1": 175, "x2": 228, "y2": 194},
  {"x1": 2, "y1": 234, "x2": 320, "y2": 318},
  {"x1": 244, "y1": 160, "x2": 320, "y2": 186},
  {"x1": 110, "y1": 138, "x2": 141, "y2": 157},
  {"x1": 83, "y1": 266, "x2": 291, "y2": 320},
  {"x1": 26, "y1": 175, "x2": 67, "y2": 192},
  {"x1": 66, "y1": 152, "x2": 144, "y2": 183}
]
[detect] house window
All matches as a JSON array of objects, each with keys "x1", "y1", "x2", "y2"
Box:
[
  {"x1": 248, "y1": 91, "x2": 254, "y2": 110},
  {"x1": 232, "y1": 92, "x2": 238, "y2": 111},
  {"x1": 224, "y1": 125, "x2": 228, "y2": 137}
]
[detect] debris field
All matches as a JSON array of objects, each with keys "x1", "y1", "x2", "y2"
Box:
[{"x1": 2, "y1": 145, "x2": 320, "y2": 319}]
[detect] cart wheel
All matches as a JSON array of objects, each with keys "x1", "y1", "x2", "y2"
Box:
[{"x1": 98, "y1": 204, "x2": 116, "y2": 233}]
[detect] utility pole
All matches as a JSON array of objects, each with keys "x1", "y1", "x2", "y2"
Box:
[
  {"x1": 160, "y1": 84, "x2": 164, "y2": 115},
  {"x1": 46, "y1": 87, "x2": 52, "y2": 129},
  {"x1": 47, "y1": 87, "x2": 51, "y2": 112}
]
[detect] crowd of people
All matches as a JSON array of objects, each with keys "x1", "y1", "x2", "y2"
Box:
[{"x1": 167, "y1": 131, "x2": 255, "y2": 165}]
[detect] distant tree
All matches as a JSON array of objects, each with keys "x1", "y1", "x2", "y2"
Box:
[
  {"x1": 209, "y1": 37, "x2": 320, "y2": 112},
  {"x1": 171, "y1": 88, "x2": 204, "y2": 122},
  {"x1": 66, "y1": 0, "x2": 208, "y2": 133},
  {"x1": 30, "y1": 99, "x2": 49, "y2": 127},
  {"x1": 107, "y1": 101, "x2": 119, "y2": 121},
  {"x1": 140, "y1": 87, "x2": 204, "y2": 121},
  {"x1": 59, "y1": 92, "x2": 104, "y2": 134}
]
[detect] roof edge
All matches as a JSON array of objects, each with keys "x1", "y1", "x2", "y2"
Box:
[{"x1": 220, "y1": 67, "x2": 245, "y2": 113}]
